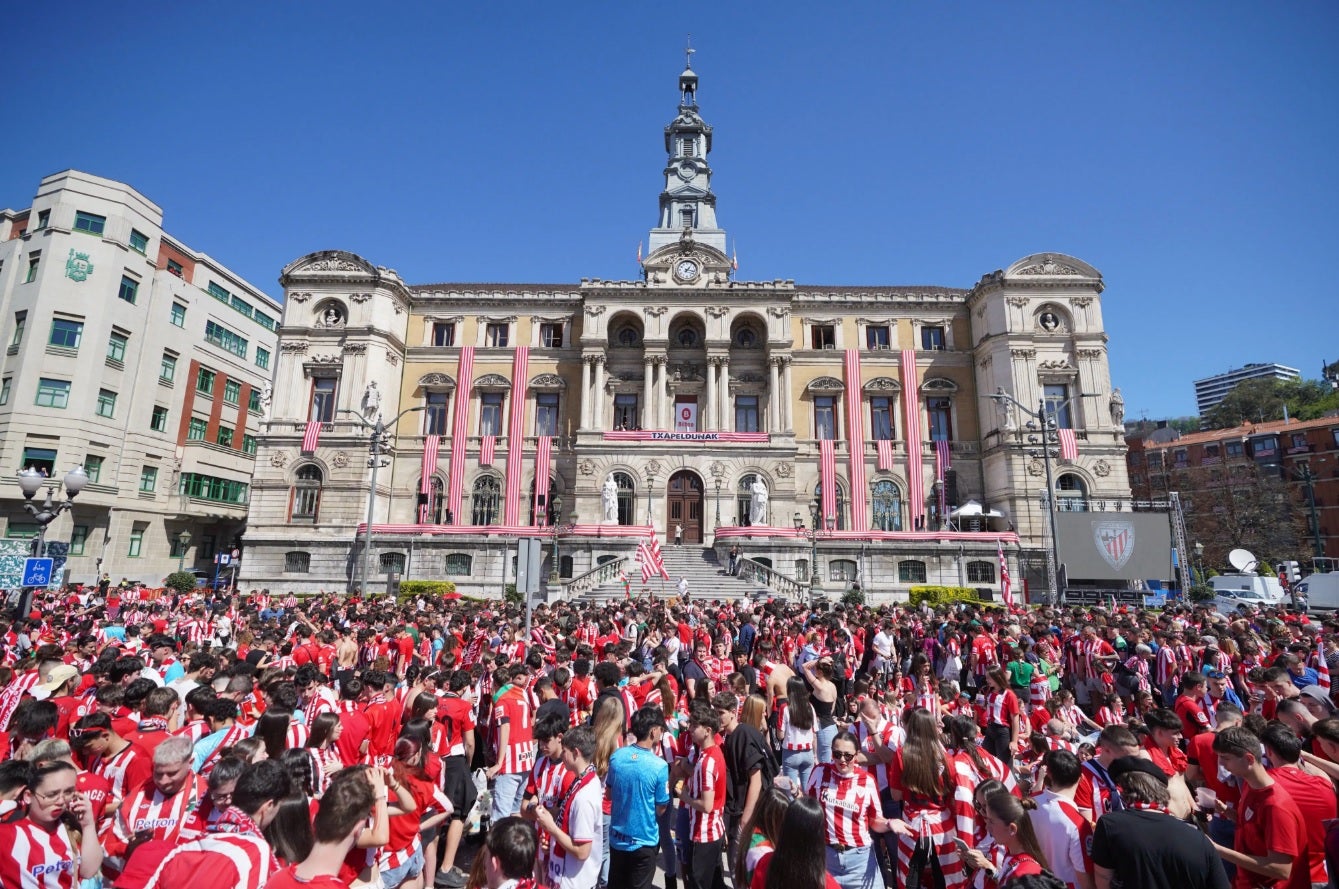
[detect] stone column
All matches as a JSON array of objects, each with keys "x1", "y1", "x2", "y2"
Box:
[
  {"x1": 592, "y1": 357, "x2": 605, "y2": 430},
  {"x1": 643, "y1": 358, "x2": 654, "y2": 429},
  {"x1": 704, "y1": 359, "x2": 717, "y2": 431},
  {"x1": 718, "y1": 358, "x2": 730, "y2": 430},
  {"x1": 660, "y1": 358, "x2": 671, "y2": 430},
  {"x1": 769, "y1": 357, "x2": 781, "y2": 432},
  {"x1": 580, "y1": 357, "x2": 591, "y2": 429},
  {"x1": 781, "y1": 358, "x2": 794, "y2": 432}
]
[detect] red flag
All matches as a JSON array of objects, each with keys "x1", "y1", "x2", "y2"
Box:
[
  {"x1": 301, "y1": 421, "x2": 322, "y2": 454},
  {"x1": 638, "y1": 537, "x2": 669, "y2": 582},
  {"x1": 876, "y1": 439, "x2": 895, "y2": 471},
  {"x1": 480, "y1": 435, "x2": 496, "y2": 466},
  {"x1": 1318, "y1": 640, "x2": 1331, "y2": 693},
  {"x1": 731, "y1": 241, "x2": 739, "y2": 271},
  {"x1": 998, "y1": 539, "x2": 1013, "y2": 610},
  {"x1": 532, "y1": 436, "x2": 552, "y2": 525},
  {"x1": 1058, "y1": 428, "x2": 1078, "y2": 462},
  {"x1": 818, "y1": 440, "x2": 837, "y2": 529},
  {"x1": 420, "y1": 434, "x2": 440, "y2": 522},
  {"x1": 636, "y1": 241, "x2": 643, "y2": 265}
]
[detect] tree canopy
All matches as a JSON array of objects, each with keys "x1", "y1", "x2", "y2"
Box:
[{"x1": 1202, "y1": 376, "x2": 1339, "y2": 429}]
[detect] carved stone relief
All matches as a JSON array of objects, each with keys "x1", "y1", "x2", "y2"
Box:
[
  {"x1": 349, "y1": 292, "x2": 372, "y2": 303},
  {"x1": 1016, "y1": 256, "x2": 1081, "y2": 276},
  {"x1": 270, "y1": 451, "x2": 289, "y2": 468},
  {"x1": 578, "y1": 459, "x2": 596, "y2": 476},
  {"x1": 281, "y1": 341, "x2": 309, "y2": 353},
  {"x1": 1027, "y1": 459, "x2": 1044, "y2": 477},
  {"x1": 1093, "y1": 460, "x2": 1112, "y2": 477},
  {"x1": 342, "y1": 343, "x2": 367, "y2": 355},
  {"x1": 332, "y1": 451, "x2": 349, "y2": 469},
  {"x1": 418, "y1": 373, "x2": 456, "y2": 388},
  {"x1": 775, "y1": 462, "x2": 793, "y2": 479}
]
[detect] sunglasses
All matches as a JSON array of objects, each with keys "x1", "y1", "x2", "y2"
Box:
[{"x1": 832, "y1": 750, "x2": 858, "y2": 761}]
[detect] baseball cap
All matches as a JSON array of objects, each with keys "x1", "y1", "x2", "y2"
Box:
[{"x1": 39, "y1": 664, "x2": 80, "y2": 694}]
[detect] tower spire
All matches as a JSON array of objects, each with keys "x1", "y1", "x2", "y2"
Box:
[{"x1": 649, "y1": 48, "x2": 724, "y2": 253}]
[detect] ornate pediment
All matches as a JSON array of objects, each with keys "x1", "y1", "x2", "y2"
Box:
[
  {"x1": 473, "y1": 373, "x2": 511, "y2": 390},
  {"x1": 806, "y1": 376, "x2": 845, "y2": 393},
  {"x1": 863, "y1": 377, "x2": 901, "y2": 392},
  {"x1": 282, "y1": 250, "x2": 377, "y2": 278},
  {"x1": 418, "y1": 373, "x2": 456, "y2": 388},
  {"x1": 1016, "y1": 257, "x2": 1082, "y2": 276},
  {"x1": 530, "y1": 373, "x2": 566, "y2": 390},
  {"x1": 1004, "y1": 253, "x2": 1102, "y2": 280},
  {"x1": 920, "y1": 377, "x2": 959, "y2": 393}
]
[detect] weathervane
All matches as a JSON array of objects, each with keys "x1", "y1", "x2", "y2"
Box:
[{"x1": 685, "y1": 35, "x2": 694, "y2": 69}]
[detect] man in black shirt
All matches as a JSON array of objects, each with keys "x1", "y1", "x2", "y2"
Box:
[
  {"x1": 712, "y1": 692, "x2": 772, "y2": 868},
  {"x1": 1090, "y1": 756, "x2": 1229, "y2": 889}
]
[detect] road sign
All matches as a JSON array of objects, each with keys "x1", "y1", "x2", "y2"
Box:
[
  {"x1": 218, "y1": 554, "x2": 232, "y2": 566},
  {"x1": 22, "y1": 558, "x2": 54, "y2": 587}
]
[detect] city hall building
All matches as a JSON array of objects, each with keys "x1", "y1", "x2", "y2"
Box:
[{"x1": 239, "y1": 62, "x2": 1133, "y2": 599}]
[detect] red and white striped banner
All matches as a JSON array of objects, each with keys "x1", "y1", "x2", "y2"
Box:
[
  {"x1": 1058, "y1": 428, "x2": 1078, "y2": 462},
  {"x1": 637, "y1": 536, "x2": 670, "y2": 582},
  {"x1": 532, "y1": 435, "x2": 552, "y2": 525},
  {"x1": 446, "y1": 347, "x2": 475, "y2": 523},
  {"x1": 998, "y1": 538, "x2": 1013, "y2": 609},
  {"x1": 301, "y1": 421, "x2": 322, "y2": 454},
  {"x1": 843, "y1": 349, "x2": 868, "y2": 531},
  {"x1": 602, "y1": 430, "x2": 769, "y2": 443},
  {"x1": 420, "y1": 434, "x2": 440, "y2": 522},
  {"x1": 876, "y1": 439, "x2": 895, "y2": 471},
  {"x1": 935, "y1": 439, "x2": 952, "y2": 519},
  {"x1": 480, "y1": 435, "x2": 496, "y2": 466},
  {"x1": 818, "y1": 439, "x2": 837, "y2": 528},
  {"x1": 900, "y1": 350, "x2": 925, "y2": 528},
  {"x1": 1318, "y1": 640, "x2": 1331, "y2": 692},
  {"x1": 502, "y1": 347, "x2": 529, "y2": 526}
]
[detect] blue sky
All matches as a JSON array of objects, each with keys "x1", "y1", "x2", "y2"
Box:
[{"x1": 7, "y1": 2, "x2": 1336, "y2": 420}]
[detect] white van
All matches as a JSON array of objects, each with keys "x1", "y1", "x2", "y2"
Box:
[
  {"x1": 1295, "y1": 573, "x2": 1339, "y2": 611},
  {"x1": 1209, "y1": 573, "x2": 1287, "y2": 604}
]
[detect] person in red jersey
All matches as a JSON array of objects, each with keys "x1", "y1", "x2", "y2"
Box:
[
  {"x1": 489, "y1": 665, "x2": 537, "y2": 822},
  {"x1": 1186, "y1": 704, "x2": 1245, "y2": 876},
  {"x1": 103, "y1": 735, "x2": 207, "y2": 877},
  {"x1": 1259, "y1": 724, "x2": 1334, "y2": 889},
  {"x1": 363, "y1": 671, "x2": 402, "y2": 762},
  {"x1": 1175, "y1": 672, "x2": 1214, "y2": 740},
  {"x1": 979, "y1": 788, "x2": 1048, "y2": 886},
  {"x1": 808, "y1": 729, "x2": 905, "y2": 889},
  {"x1": 980, "y1": 668, "x2": 1023, "y2": 765},
  {"x1": 1142, "y1": 708, "x2": 1188, "y2": 776},
  {"x1": 1028, "y1": 750, "x2": 1093, "y2": 889},
  {"x1": 0, "y1": 760, "x2": 103, "y2": 889},
  {"x1": 69, "y1": 712, "x2": 151, "y2": 809},
  {"x1": 670, "y1": 702, "x2": 727, "y2": 889},
  {"x1": 524, "y1": 712, "x2": 575, "y2": 879},
  {"x1": 143, "y1": 759, "x2": 293, "y2": 889},
  {"x1": 38, "y1": 665, "x2": 83, "y2": 740},
  {"x1": 122, "y1": 687, "x2": 180, "y2": 757},
  {"x1": 264, "y1": 770, "x2": 377, "y2": 889},
  {"x1": 1211, "y1": 725, "x2": 1305, "y2": 889},
  {"x1": 435, "y1": 671, "x2": 478, "y2": 889}
]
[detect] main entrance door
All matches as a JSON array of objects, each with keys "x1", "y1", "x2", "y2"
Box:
[{"x1": 666, "y1": 470, "x2": 704, "y2": 544}]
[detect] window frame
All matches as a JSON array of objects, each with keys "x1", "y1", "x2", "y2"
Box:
[
  {"x1": 811, "y1": 324, "x2": 836, "y2": 349},
  {"x1": 865, "y1": 325, "x2": 891, "y2": 349},
  {"x1": 898, "y1": 559, "x2": 928, "y2": 583},
  {"x1": 291, "y1": 465, "x2": 323, "y2": 522},
  {"x1": 159, "y1": 352, "x2": 177, "y2": 383},
  {"x1": 95, "y1": 388, "x2": 117, "y2": 418},
  {"x1": 735, "y1": 395, "x2": 760, "y2": 433},
  {"x1": 83, "y1": 454, "x2": 104, "y2": 483},
  {"x1": 139, "y1": 466, "x2": 158, "y2": 493},
  {"x1": 150, "y1": 406, "x2": 169, "y2": 432},
  {"x1": 484, "y1": 322, "x2": 510, "y2": 348},
  {"x1": 48, "y1": 318, "x2": 84, "y2": 349},
  {"x1": 814, "y1": 395, "x2": 838, "y2": 440},
  {"x1": 107, "y1": 332, "x2": 128, "y2": 363},
  {"x1": 870, "y1": 396, "x2": 894, "y2": 441},
  {"x1": 310, "y1": 378, "x2": 338, "y2": 423},
  {"x1": 431, "y1": 321, "x2": 456, "y2": 347},
  {"x1": 479, "y1": 392, "x2": 505, "y2": 436},
  {"x1": 196, "y1": 367, "x2": 216, "y2": 396},
  {"x1": 170, "y1": 303, "x2": 187, "y2": 327},
  {"x1": 255, "y1": 347, "x2": 270, "y2": 370},
  {"x1": 74, "y1": 211, "x2": 106, "y2": 236},
  {"x1": 35, "y1": 378, "x2": 71, "y2": 409},
  {"x1": 223, "y1": 379, "x2": 242, "y2": 406},
  {"x1": 966, "y1": 560, "x2": 996, "y2": 584},
  {"x1": 535, "y1": 392, "x2": 560, "y2": 436},
  {"x1": 129, "y1": 229, "x2": 149, "y2": 254},
  {"x1": 920, "y1": 325, "x2": 946, "y2": 351},
  {"x1": 118, "y1": 275, "x2": 139, "y2": 305},
  {"x1": 186, "y1": 417, "x2": 208, "y2": 441},
  {"x1": 539, "y1": 322, "x2": 563, "y2": 348}
]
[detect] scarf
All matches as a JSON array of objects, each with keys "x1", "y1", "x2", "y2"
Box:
[
  {"x1": 211, "y1": 805, "x2": 264, "y2": 837},
  {"x1": 1126, "y1": 799, "x2": 1170, "y2": 816},
  {"x1": 552, "y1": 765, "x2": 597, "y2": 861}
]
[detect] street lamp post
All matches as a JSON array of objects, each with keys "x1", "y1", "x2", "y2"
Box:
[
  {"x1": 809, "y1": 496, "x2": 823, "y2": 595},
  {"x1": 646, "y1": 475, "x2": 655, "y2": 527},
  {"x1": 714, "y1": 478, "x2": 722, "y2": 530},
  {"x1": 177, "y1": 530, "x2": 192, "y2": 573},
  {"x1": 1297, "y1": 463, "x2": 1325, "y2": 560},
  {"x1": 16, "y1": 466, "x2": 87, "y2": 613},
  {"x1": 988, "y1": 390, "x2": 1094, "y2": 606},
  {"x1": 339, "y1": 406, "x2": 425, "y2": 597},
  {"x1": 1193, "y1": 540, "x2": 1204, "y2": 585},
  {"x1": 549, "y1": 494, "x2": 564, "y2": 583}
]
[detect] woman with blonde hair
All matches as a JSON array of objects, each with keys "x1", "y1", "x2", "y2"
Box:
[{"x1": 591, "y1": 689, "x2": 625, "y2": 889}]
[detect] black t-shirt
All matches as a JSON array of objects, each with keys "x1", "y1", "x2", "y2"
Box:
[
  {"x1": 1090, "y1": 809, "x2": 1230, "y2": 889},
  {"x1": 722, "y1": 724, "x2": 768, "y2": 818}
]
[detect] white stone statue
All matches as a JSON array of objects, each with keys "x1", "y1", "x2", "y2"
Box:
[
  {"x1": 1110, "y1": 387, "x2": 1125, "y2": 426},
  {"x1": 601, "y1": 474, "x2": 619, "y2": 523},
  {"x1": 361, "y1": 381, "x2": 382, "y2": 420},
  {"x1": 749, "y1": 478, "x2": 769, "y2": 526},
  {"x1": 260, "y1": 382, "x2": 273, "y2": 418}
]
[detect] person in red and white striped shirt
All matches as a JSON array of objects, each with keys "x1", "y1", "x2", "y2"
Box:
[
  {"x1": 806, "y1": 730, "x2": 906, "y2": 889},
  {"x1": 1031, "y1": 749, "x2": 1095, "y2": 889},
  {"x1": 103, "y1": 736, "x2": 207, "y2": 875},
  {"x1": 489, "y1": 665, "x2": 537, "y2": 821},
  {"x1": 0, "y1": 760, "x2": 103, "y2": 889},
  {"x1": 669, "y1": 702, "x2": 727, "y2": 889}
]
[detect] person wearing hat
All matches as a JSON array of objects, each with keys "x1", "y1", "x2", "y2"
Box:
[
  {"x1": 1297, "y1": 684, "x2": 1336, "y2": 721},
  {"x1": 40, "y1": 664, "x2": 83, "y2": 740},
  {"x1": 70, "y1": 711, "x2": 152, "y2": 807},
  {"x1": 1211, "y1": 726, "x2": 1307, "y2": 889},
  {"x1": 1089, "y1": 756, "x2": 1229, "y2": 889}
]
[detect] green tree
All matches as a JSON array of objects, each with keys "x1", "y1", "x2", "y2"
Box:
[
  {"x1": 1174, "y1": 462, "x2": 1306, "y2": 570},
  {"x1": 1203, "y1": 377, "x2": 1339, "y2": 429},
  {"x1": 164, "y1": 571, "x2": 198, "y2": 595}
]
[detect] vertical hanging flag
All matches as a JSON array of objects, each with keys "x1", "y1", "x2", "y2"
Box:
[
  {"x1": 532, "y1": 435, "x2": 552, "y2": 525},
  {"x1": 934, "y1": 439, "x2": 952, "y2": 520},
  {"x1": 446, "y1": 347, "x2": 475, "y2": 524},
  {"x1": 900, "y1": 350, "x2": 925, "y2": 529},
  {"x1": 843, "y1": 349, "x2": 868, "y2": 531},
  {"x1": 1318, "y1": 640, "x2": 1331, "y2": 692},
  {"x1": 998, "y1": 539, "x2": 1014, "y2": 610},
  {"x1": 1058, "y1": 428, "x2": 1078, "y2": 462},
  {"x1": 420, "y1": 434, "x2": 440, "y2": 523},
  {"x1": 636, "y1": 241, "x2": 643, "y2": 265},
  {"x1": 731, "y1": 240, "x2": 739, "y2": 272},
  {"x1": 480, "y1": 435, "x2": 496, "y2": 466},
  {"x1": 818, "y1": 439, "x2": 837, "y2": 530},
  {"x1": 301, "y1": 421, "x2": 322, "y2": 454},
  {"x1": 502, "y1": 347, "x2": 530, "y2": 526},
  {"x1": 876, "y1": 439, "x2": 895, "y2": 471},
  {"x1": 638, "y1": 536, "x2": 670, "y2": 582}
]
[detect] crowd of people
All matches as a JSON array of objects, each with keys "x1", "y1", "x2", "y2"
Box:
[{"x1": 1, "y1": 579, "x2": 1338, "y2": 889}]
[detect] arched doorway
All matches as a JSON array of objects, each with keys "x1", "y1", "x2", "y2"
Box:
[{"x1": 666, "y1": 470, "x2": 704, "y2": 543}]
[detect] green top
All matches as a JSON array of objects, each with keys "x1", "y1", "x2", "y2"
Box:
[{"x1": 1006, "y1": 659, "x2": 1035, "y2": 689}]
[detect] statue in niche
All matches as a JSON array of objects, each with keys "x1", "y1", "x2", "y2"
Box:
[
  {"x1": 1038, "y1": 311, "x2": 1060, "y2": 332},
  {"x1": 361, "y1": 381, "x2": 382, "y2": 420},
  {"x1": 260, "y1": 382, "x2": 273, "y2": 418},
  {"x1": 749, "y1": 479, "x2": 769, "y2": 526},
  {"x1": 1109, "y1": 388, "x2": 1125, "y2": 426},
  {"x1": 321, "y1": 306, "x2": 344, "y2": 327},
  {"x1": 601, "y1": 474, "x2": 619, "y2": 523}
]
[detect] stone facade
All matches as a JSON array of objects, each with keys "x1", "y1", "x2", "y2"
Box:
[{"x1": 238, "y1": 64, "x2": 1132, "y2": 600}]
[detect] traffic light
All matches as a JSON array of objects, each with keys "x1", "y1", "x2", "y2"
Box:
[{"x1": 1287, "y1": 561, "x2": 1302, "y2": 586}]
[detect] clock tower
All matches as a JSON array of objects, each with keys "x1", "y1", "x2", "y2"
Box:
[{"x1": 646, "y1": 50, "x2": 727, "y2": 256}]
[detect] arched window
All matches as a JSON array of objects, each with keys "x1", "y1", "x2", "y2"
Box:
[
  {"x1": 614, "y1": 325, "x2": 642, "y2": 348},
  {"x1": 379, "y1": 552, "x2": 406, "y2": 575},
  {"x1": 870, "y1": 479, "x2": 902, "y2": 532},
  {"x1": 444, "y1": 554, "x2": 471, "y2": 576},
  {"x1": 529, "y1": 476, "x2": 558, "y2": 526},
  {"x1": 736, "y1": 474, "x2": 766, "y2": 527},
  {"x1": 290, "y1": 465, "x2": 322, "y2": 523},
  {"x1": 898, "y1": 559, "x2": 927, "y2": 583},
  {"x1": 471, "y1": 475, "x2": 502, "y2": 526},
  {"x1": 676, "y1": 328, "x2": 699, "y2": 347},
  {"x1": 614, "y1": 472, "x2": 637, "y2": 526},
  {"x1": 829, "y1": 559, "x2": 858, "y2": 582},
  {"x1": 967, "y1": 560, "x2": 996, "y2": 584},
  {"x1": 1056, "y1": 474, "x2": 1088, "y2": 512},
  {"x1": 426, "y1": 477, "x2": 445, "y2": 524},
  {"x1": 813, "y1": 482, "x2": 847, "y2": 530},
  {"x1": 284, "y1": 551, "x2": 311, "y2": 573}
]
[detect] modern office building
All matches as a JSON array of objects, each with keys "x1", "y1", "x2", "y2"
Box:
[
  {"x1": 1194, "y1": 363, "x2": 1301, "y2": 416},
  {"x1": 239, "y1": 60, "x2": 1133, "y2": 600},
  {"x1": 0, "y1": 170, "x2": 279, "y2": 587}
]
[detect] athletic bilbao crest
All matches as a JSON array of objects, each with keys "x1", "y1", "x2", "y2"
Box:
[{"x1": 1094, "y1": 520, "x2": 1135, "y2": 571}]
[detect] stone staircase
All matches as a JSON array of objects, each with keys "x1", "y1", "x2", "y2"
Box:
[{"x1": 575, "y1": 545, "x2": 769, "y2": 603}]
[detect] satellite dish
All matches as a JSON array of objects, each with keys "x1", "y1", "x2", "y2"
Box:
[{"x1": 1228, "y1": 548, "x2": 1259, "y2": 573}]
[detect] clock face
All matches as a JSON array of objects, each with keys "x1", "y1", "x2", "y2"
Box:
[{"x1": 675, "y1": 260, "x2": 699, "y2": 282}]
